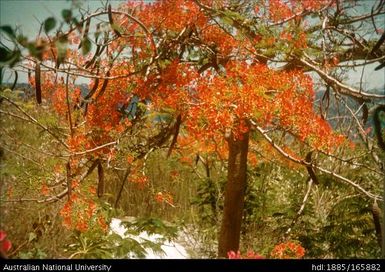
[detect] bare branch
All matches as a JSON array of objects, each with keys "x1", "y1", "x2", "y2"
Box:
[
  {"x1": 300, "y1": 55, "x2": 385, "y2": 100},
  {"x1": 0, "y1": 95, "x2": 69, "y2": 149},
  {"x1": 254, "y1": 125, "x2": 382, "y2": 200},
  {"x1": 285, "y1": 178, "x2": 313, "y2": 235}
]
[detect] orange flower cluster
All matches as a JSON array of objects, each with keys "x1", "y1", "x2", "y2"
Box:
[
  {"x1": 132, "y1": 0, "x2": 208, "y2": 33},
  {"x1": 169, "y1": 170, "x2": 180, "y2": 180},
  {"x1": 228, "y1": 250, "x2": 265, "y2": 259},
  {"x1": 268, "y1": 0, "x2": 331, "y2": 22},
  {"x1": 130, "y1": 174, "x2": 149, "y2": 189},
  {"x1": 40, "y1": 183, "x2": 50, "y2": 196},
  {"x1": 29, "y1": 70, "x2": 57, "y2": 103},
  {"x1": 185, "y1": 61, "x2": 345, "y2": 153},
  {"x1": 269, "y1": 0, "x2": 294, "y2": 22},
  {"x1": 155, "y1": 191, "x2": 174, "y2": 206},
  {"x1": 146, "y1": 60, "x2": 197, "y2": 112},
  {"x1": 201, "y1": 25, "x2": 238, "y2": 55},
  {"x1": 280, "y1": 29, "x2": 308, "y2": 50},
  {"x1": 87, "y1": 88, "x2": 127, "y2": 132},
  {"x1": 59, "y1": 192, "x2": 107, "y2": 233},
  {"x1": 271, "y1": 241, "x2": 305, "y2": 259}
]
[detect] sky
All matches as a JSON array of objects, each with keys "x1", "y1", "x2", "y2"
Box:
[
  {"x1": 0, "y1": 0, "x2": 124, "y2": 83},
  {"x1": 1, "y1": 1, "x2": 73, "y2": 38},
  {"x1": 0, "y1": 0, "x2": 384, "y2": 92},
  {"x1": 0, "y1": 0, "x2": 124, "y2": 34}
]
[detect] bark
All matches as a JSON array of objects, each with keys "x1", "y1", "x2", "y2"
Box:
[
  {"x1": 371, "y1": 201, "x2": 382, "y2": 249},
  {"x1": 218, "y1": 130, "x2": 249, "y2": 258}
]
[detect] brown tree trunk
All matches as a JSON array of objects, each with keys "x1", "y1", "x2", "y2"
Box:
[{"x1": 218, "y1": 130, "x2": 250, "y2": 258}]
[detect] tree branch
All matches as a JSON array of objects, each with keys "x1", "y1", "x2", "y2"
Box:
[
  {"x1": 254, "y1": 125, "x2": 383, "y2": 200},
  {"x1": 300, "y1": 55, "x2": 385, "y2": 100}
]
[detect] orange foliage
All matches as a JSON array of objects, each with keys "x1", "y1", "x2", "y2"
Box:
[
  {"x1": 41, "y1": 0, "x2": 340, "y2": 163},
  {"x1": 185, "y1": 61, "x2": 344, "y2": 153},
  {"x1": 59, "y1": 191, "x2": 107, "y2": 233},
  {"x1": 132, "y1": 0, "x2": 208, "y2": 32},
  {"x1": 268, "y1": 0, "x2": 332, "y2": 22},
  {"x1": 155, "y1": 191, "x2": 174, "y2": 206},
  {"x1": 28, "y1": 0, "x2": 344, "y2": 229},
  {"x1": 271, "y1": 241, "x2": 306, "y2": 259},
  {"x1": 130, "y1": 174, "x2": 149, "y2": 189},
  {"x1": 201, "y1": 24, "x2": 238, "y2": 55},
  {"x1": 269, "y1": 0, "x2": 294, "y2": 22}
]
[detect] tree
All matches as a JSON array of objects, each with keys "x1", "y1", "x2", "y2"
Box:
[{"x1": 1, "y1": 0, "x2": 384, "y2": 258}]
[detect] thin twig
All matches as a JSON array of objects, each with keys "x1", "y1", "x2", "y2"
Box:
[
  {"x1": 0, "y1": 145, "x2": 41, "y2": 166},
  {"x1": 300, "y1": 55, "x2": 385, "y2": 100},
  {"x1": 68, "y1": 141, "x2": 117, "y2": 157},
  {"x1": 2, "y1": 160, "x2": 99, "y2": 204},
  {"x1": 285, "y1": 178, "x2": 313, "y2": 235},
  {"x1": 254, "y1": 125, "x2": 382, "y2": 200},
  {"x1": 0, "y1": 95, "x2": 69, "y2": 149},
  {"x1": 65, "y1": 71, "x2": 74, "y2": 136}
]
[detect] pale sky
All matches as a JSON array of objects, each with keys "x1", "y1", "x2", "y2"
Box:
[
  {"x1": 0, "y1": 0, "x2": 123, "y2": 83},
  {"x1": 1, "y1": 0, "x2": 73, "y2": 38}
]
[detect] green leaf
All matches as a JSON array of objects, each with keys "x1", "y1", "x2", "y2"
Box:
[
  {"x1": 0, "y1": 25, "x2": 15, "y2": 39},
  {"x1": 0, "y1": 47, "x2": 11, "y2": 62},
  {"x1": 111, "y1": 23, "x2": 123, "y2": 35},
  {"x1": 8, "y1": 50, "x2": 21, "y2": 67},
  {"x1": 55, "y1": 40, "x2": 68, "y2": 64},
  {"x1": 44, "y1": 17, "x2": 56, "y2": 33},
  {"x1": 62, "y1": 9, "x2": 72, "y2": 23},
  {"x1": 16, "y1": 35, "x2": 28, "y2": 47},
  {"x1": 94, "y1": 27, "x2": 101, "y2": 41},
  {"x1": 72, "y1": 17, "x2": 80, "y2": 27},
  {"x1": 27, "y1": 43, "x2": 44, "y2": 60},
  {"x1": 26, "y1": 43, "x2": 37, "y2": 56},
  {"x1": 81, "y1": 38, "x2": 92, "y2": 55},
  {"x1": 0, "y1": 48, "x2": 20, "y2": 68}
]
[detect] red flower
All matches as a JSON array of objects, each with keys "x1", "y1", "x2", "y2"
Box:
[
  {"x1": 41, "y1": 183, "x2": 50, "y2": 196},
  {"x1": 245, "y1": 250, "x2": 265, "y2": 259},
  {"x1": 0, "y1": 230, "x2": 12, "y2": 252},
  {"x1": 0, "y1": 230, "x2": 6, "y2": 241},
  {"x1": 2, "y1": 240, "x2": 12, "y2": 252},
  {"x1": 155, "y1": 191, "x2": 175, "y2": 206},
  {"x1": 271, "y1": 241, "x2": 305, "y2": 259},
  {"x1": 228, "y1": 250, "x2": 241, "y2": 259},
  {"x1": 228, "y1": 250, "x2": 265, "y2": 259}
]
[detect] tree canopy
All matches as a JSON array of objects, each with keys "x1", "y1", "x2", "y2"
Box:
[{"x1": 0, "y1": 0, "x2": 384, "y2": 259}]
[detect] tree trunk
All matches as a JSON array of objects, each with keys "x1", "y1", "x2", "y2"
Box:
[{"x1": 218, "y1": 130, "x2": 250, "y2": 258}]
